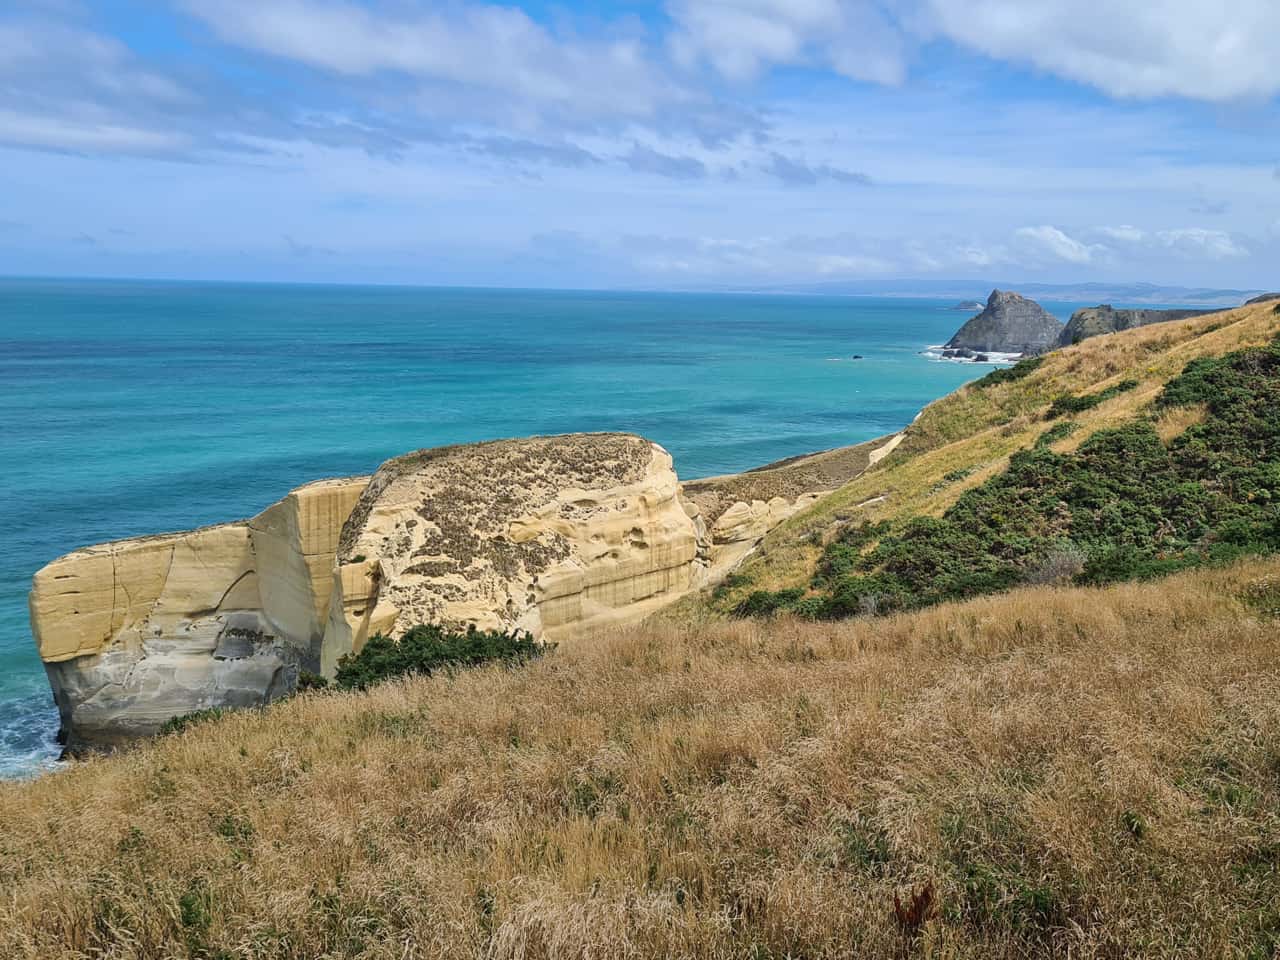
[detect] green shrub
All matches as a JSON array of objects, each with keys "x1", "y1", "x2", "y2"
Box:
[
  {"x1": 1035, "y1": 421, "x2": 1078, "y2": 448},
  {"x1": 732, "y1": 588, "x2": 805, "y2": 618},
  {"x1": 972, "y1": 356, "x2": 1044, "y2": 389},
  {"x1": 296, "y1": 670, "x2": 329, "y2": 692},
  {"x1": 1045, "y1": 378, "x2": 1139, "y2": 419},
  {"x1": 159, "y1": 708, "x2": 227, "y2": 736},
  {"x1": 334, "y1": 624, "x2": 545, "y2": 691}
]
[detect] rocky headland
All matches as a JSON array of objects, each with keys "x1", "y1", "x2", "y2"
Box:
[
  {"x1": 941, "y1": 289, "x2": 1063, "y2": 358},
  {"x1": 30, "y1": 431, "x2": 898, "y2": 751},
  {"x1": 1055, "y1": 304, "x2": 1213, "y2": 348}
]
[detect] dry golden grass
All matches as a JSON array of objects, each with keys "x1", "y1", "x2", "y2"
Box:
[
  {"x1": 3, "y1": 559, "x2": 1280, "y2": 958},
  {"x1": 713, "y1": 301, "x2": 1280, "y2": 598}
]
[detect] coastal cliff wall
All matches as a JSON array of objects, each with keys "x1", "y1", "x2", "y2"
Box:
[
  {"x1": 321, "y1": 434, "x2": 710, "y2": 673},
  {"x1": 30, "y1": 478, "x2": 368, "y2": 749},
  {"x1": 1055, "y1": 305, "x2": 1212, "y2": 348},
  {"x1": 30, "y1": 433, "x2": 822, "y2": 750}
]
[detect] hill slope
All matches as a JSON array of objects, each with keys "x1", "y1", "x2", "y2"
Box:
[
  {"x1": 713, "y1": 298, "x2": 1279, "y2": 606},
  {"x1": 1, "y1": 298, "x2": 1279, "y2": 959},
  {"x1": 1, "y1": 561, "x2": 1279, "y2": 958}
]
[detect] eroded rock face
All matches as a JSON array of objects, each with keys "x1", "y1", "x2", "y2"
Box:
[
  {"x1": 324, "y1": 434, "x2": 710, "y2": 670},
  {"x1": 30, "y1": 478, "x2": 369, "y2": 751},
  {"x1": 32, "y1": 434, "x2": 766, "y2": 750},
  {"x1": 945, "y1": 289, "x2": 1064, "y2": 355},
  {"x1": 1056, "y1": 305, "x2": 1211, "y2": 348}
]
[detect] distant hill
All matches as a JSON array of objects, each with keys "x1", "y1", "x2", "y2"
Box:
[{"x1": 734, "y1": 278, "x2": 1265, "y2": 307}]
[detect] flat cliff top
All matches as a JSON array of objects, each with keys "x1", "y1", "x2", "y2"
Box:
[
  {"x1": 1057, "y1": 304, "x2": 1212, "y2": 347},
  {"x1": 337, "y1": 432, "x2": 657, "y2": 560}
]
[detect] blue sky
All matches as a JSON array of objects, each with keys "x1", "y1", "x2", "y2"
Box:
[{"x1": 1, "y1": 0, "x2": 1277, "y2": 290}]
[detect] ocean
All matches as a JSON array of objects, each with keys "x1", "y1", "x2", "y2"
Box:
[{"x1": 0, "y1": 279, "x2": 1079, "y2": 777}]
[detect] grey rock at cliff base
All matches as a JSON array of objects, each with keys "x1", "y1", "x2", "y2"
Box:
[
  {"x1": 1056, "y1": 304, "x2": 1213, "y2": 349},
  {"x1": 944, "y1": 289, "x2": 1063, "y2": 355}
]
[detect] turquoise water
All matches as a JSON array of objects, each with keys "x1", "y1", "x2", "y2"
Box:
[{"x1": 0, "y1": 280, "x2": 1076, "y2": 777}]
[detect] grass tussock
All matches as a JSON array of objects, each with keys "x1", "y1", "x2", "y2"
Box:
[{"x1": 3, "y1": 559, "x2": 1280, "y2": 958}]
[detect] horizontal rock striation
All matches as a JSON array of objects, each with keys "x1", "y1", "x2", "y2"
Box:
[
  {"x1": 323, "y1": 434, "x2": 710, "y2": 671},
  {"x1": 30, "y1": 478, "x2": 369, "y2": 750},
  {"x1": 944, "y1": 289, "x2": 1063, "y2": 356},
  {"x1": 1056, "y1": 304, "x2": 1212, "y2": 348},
  {"x1": 31, "y1": 433, "x2": 816, "y2": 751}
]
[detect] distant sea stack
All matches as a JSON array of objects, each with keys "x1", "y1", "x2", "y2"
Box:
[
  {"x1": 943, "y1": 289, "x2": 1063, "y2": 357},
  {"x1": 1056, "y1": 305, "x2": 1213, "y2": 349}
]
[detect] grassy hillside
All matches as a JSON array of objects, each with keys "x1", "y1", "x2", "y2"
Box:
[
  {"x1": 712, "y1": 299, "x2": 1280, "y2": 604},
  {"x1": 2, "y1": 560, "x2": 1279, "y2": 958},
  {"x1": 4, "y1": 299, "x2": 1279, "y2": 959}
]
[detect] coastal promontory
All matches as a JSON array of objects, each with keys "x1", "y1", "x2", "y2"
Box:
[
  {"x1": 1056, "y1": 304, "x2": 1212, "y2": 348},
  {"x1": 943, "y1": 289, "x2": 1063, "y2": 356}
]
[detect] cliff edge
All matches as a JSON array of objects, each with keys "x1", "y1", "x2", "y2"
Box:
[{"x1": 1056, "y1": 304, "x2": 1212, "y2": 348}]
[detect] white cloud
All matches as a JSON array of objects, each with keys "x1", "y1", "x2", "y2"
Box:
[
  {"x1": 669, "y1": 1, "x2": 1280, "y2": 102},
  {"x1": 182, "y1": 0, "x2": 687, "y2": 123},
  {"x1": 814, "y1": 253, "x2": 893, "y2": 275},
  {"x1": 0, "y1": 19, "x2": 201, "y2": 155},
  {"x1": 667, "y1": 0, "x2": 905, "y2": 84},
  {"x1": 1096, "y1": 225, "x2": 1146, "y2": 244},
  {"x1": 917, "y1": 0, "x2": 1280, "y2": 101},
  {"x1": 1155, "y1": 228, "x2": 1247, "y2": 260},
  {"x1": 1015, "y1": 225, "x2": 1098, "y2": 264},
  {"x1": 0, "y1": 108, "x2": 189, "y2": 153}
]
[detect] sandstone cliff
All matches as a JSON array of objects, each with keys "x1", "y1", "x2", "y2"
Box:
[
  {"x1": 322, "y1": 434, "x2": 711, "y2": 672},
  {"x1": 944, "y1": 289, "x2": 1063, "y2": 356},
  {"x1": 31, "y1": 477, "x2": 369, "y2": 750},
  {"x1": 1055, "y1": 304, "x2": 1212, "y2": 348},
  {"x1": 30, "y1": 433, "x2": 829, "y2": 751}
]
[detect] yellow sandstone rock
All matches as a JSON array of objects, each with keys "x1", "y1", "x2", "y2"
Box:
[
  {"x1": 323, "y1": 434, "x2": 709, "y2": 667},
  {"x1": 29, "y1": 433, "x2": 806, "y2": 750},
  {"x1": 30, "y1": 477, "x2": 369, "y2": 749}
]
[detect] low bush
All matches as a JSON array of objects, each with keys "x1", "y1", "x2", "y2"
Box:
[
  {"x1": 159, "y1": 708, "x2": 227, "y2": 736},
  {"x1": 1045, "y1": 379, "x2": 1139, "y2": 419},
  {"x1": 732, "y1": 588, "x2": 805, "y2": 618},
  {"x1": 1035, "y1": 421, "x2": 1078, "y2": 447},
  {"x1": 334, "y1": 623, "x2": 545, "y2": 691},
  {"x1": 971, "y1": 356, "x2": 1044, "y2": 389}
]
